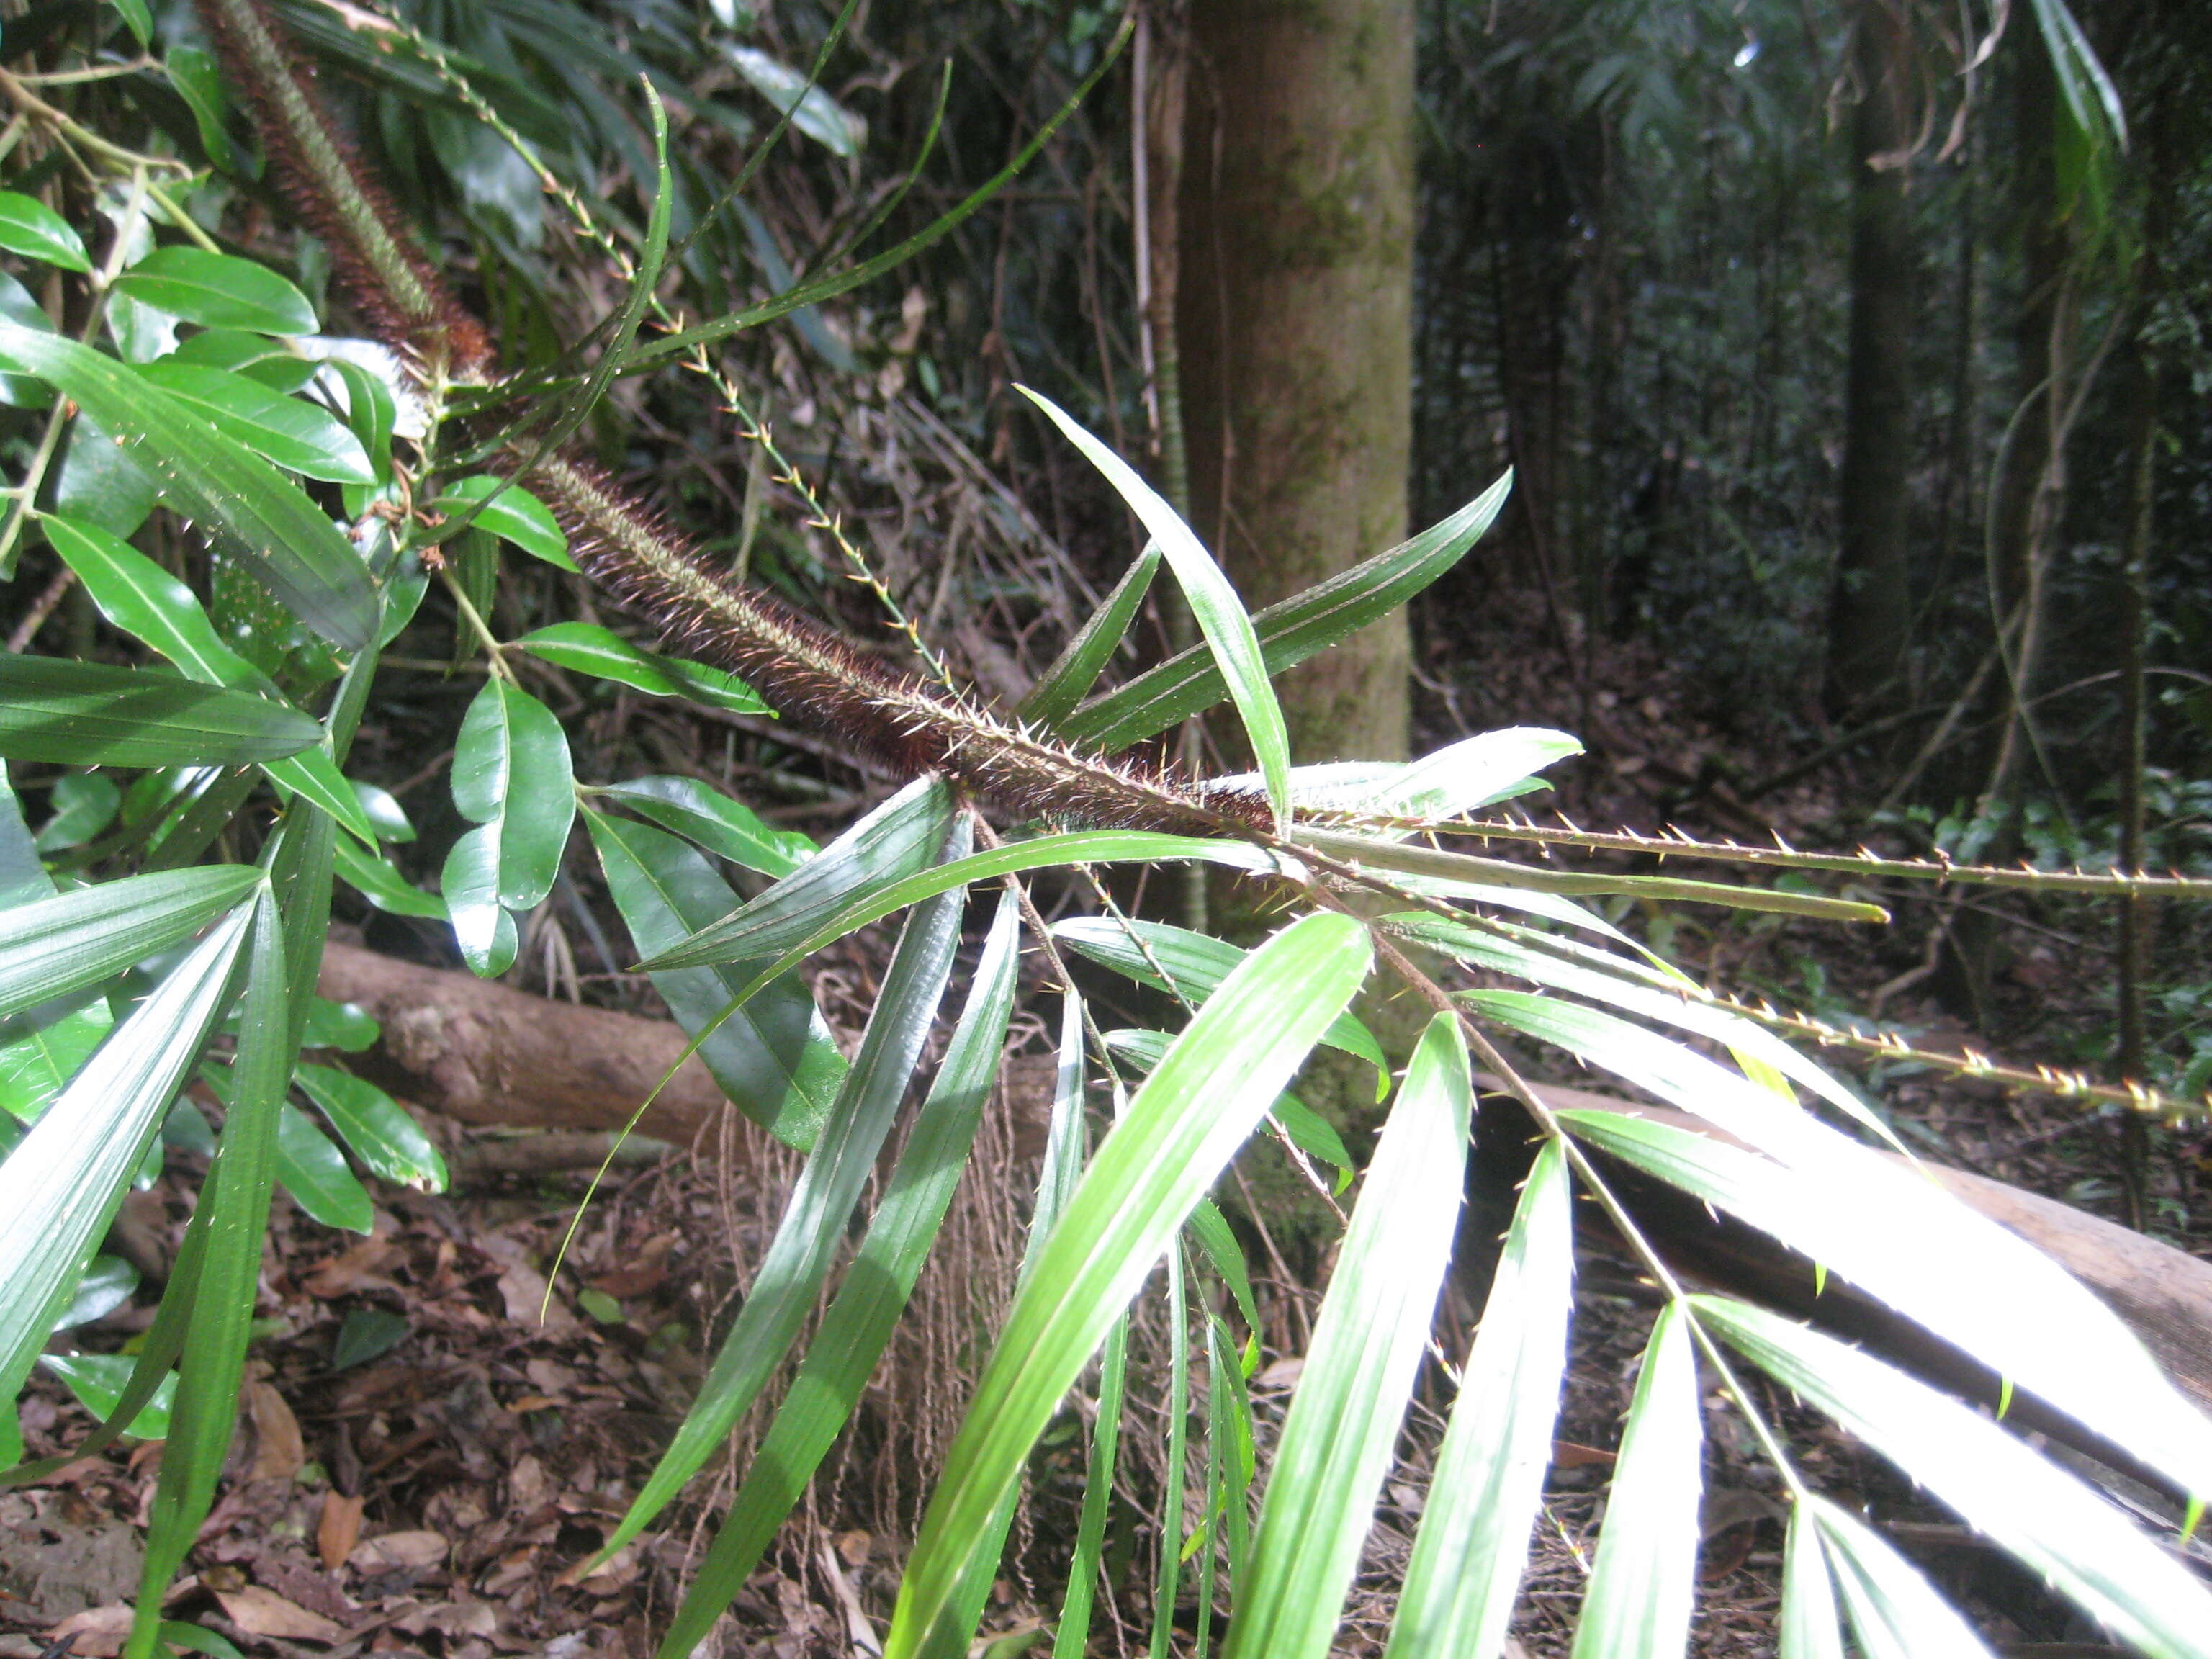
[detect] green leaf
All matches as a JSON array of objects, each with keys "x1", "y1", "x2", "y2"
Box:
[
  {"x1": 127, "y1": 890, "x2": 288, "y2": 1659},
  {"x1": 1359, "y1": 727, "x2": 1583, "y2": 824},
  {"x1": 109, "y1": 0, "x2": 151, "y2": 48},
  {"x1": 334, "y1": 837, "x2": 446, "y2": 920},
  {"x1": 585, "y1": 811, "x2": 847, "y2": 1150},
  {"x1": 1804, "y1": 1493, "x2": 1996, "y2": 1657},
  {"x1": 296, "y1": 1064, "x2": 446, "y2": 1192},
  {"x1": 42, "y1": 514, "x2": 268, "y2": 689},
  {"x1": 32, "y1": 771, "x2": 122, "y2": 851},
  {"x1": 1016, "y1": 541, "x2": 1160, "y2": 730},
  {"x1": 1701, "y1": 1297, "x2": 2212, "y2": 1658},
  {"x1": 1020, "y1": 387, "x2": 1290, "y2": 829},
  {"x1": 1225, "y1": 1016, "x2": 1472, "y2": 1659},
  {"x1": 0, "y1": 271, "x2": 54, "y2": 411},
  {"x1": 1064, "y1": 473, "x2": 1511, "y2": 750},
  {"x1": 158, "y1": 1622, "x2": 246, "y2": 1659},
  {"x1": 170, "y1": 331, "x2": 321, "y2": 393},
  {"x1": 165, "y1": 45, "x2": 247, "y2": 176},
  {"x1": 1100, "y1": 1028, "x2": 1353, "y2": 1187},
  {"x1": 0, "y1": 320, "x2": 377, "y2": 650},
  {"x1": 597, "y1": 775, "x2": 814, "y2": 878},
  {"x1": 325, "y1": 358, "x2": 396, "y2": 481},
  {"x1": 1482, "y1": 993, "x2": 2212, "y2": 1503},
  {"x1": 431, "y1": 477, "x2": 575, "y2": 570},
  {"x1": 136, "y1": 363, "x2": 375, "y2": 484},
  {"x1": 1568, "y1": 1303, "x2": 1702, "y2": 1659},
  {"x1": 1298, "y1": 830, "x2": 1890, "y2": 925},
  {"x1": 0, "y1": 864, "x2": 261, "y2": 1020},
  {"x1": 276, "y1": 1102, "x2": 375, "y2": 1233},
  {"x1": 441, "y1": 824, "x2": 516, "y2": 976},
  {"x1": 350, "y1": 780, "x2": 415, "y2": 844},
  {"x1": 512, "y1": 623, "x2": 769, "y2": 712},
  {"x1": 0, "y1": 901, "x2": 253, "y2": 1414},
  {"x1": 641, "y1": 828, "x2": 1271, "y2": 976},
  {"x1": 721, "y1": 43, "x2": 868, "y2": 156},
  {"x1": 41, "y1": 1353, "x2": 176, "y2": 1439},
  {"x1": 883, "y1": 912, "x2": 1373, "y2": 1659},
  {"x1": 1053, "y1": 915, "x2": 1387, "y2": 1075},
  {"x1": 264, "y1": 747, "x2": 381, "y2": 848},
  {"x1": 302, "y1": 997, "x2": 378, "y2": 1053},
  {"x1": 450, "y1": 678, "x2": 574, "y2": 912},
  {"x1": 330, "y1": 1307, "x2": 409, "y2": 1370},
  {"x1": 112, "y1": 246, "x2": 318, "y2": 336},
  {"x1": 53, "y1": 1254, "x2": 139, "y2": 1331},
  {"x1": 1385, "y1": 1138, "x2": 1574, "y2": 1659},
  {"x1": 652, "y1": 894, "x2": 1022, "y2": 1658},
  {"x1": 1779, "y1": 1501, "x2": 1847, "y2": 1659},
  {"x1": 0, "y1": 1004, "x2": 113, "y2": 1125},
  {"x1": 0, "y1": 655, "x2": 322, "y2": 767},
  {"x1": 0, "y1": 190, "x2": 90, "y2": 271},
  {"x1": 604, "y1": 832, "x2": 969, "y2": 1555}
]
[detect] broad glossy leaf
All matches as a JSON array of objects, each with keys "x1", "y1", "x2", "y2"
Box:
[
  {"x1": 324, "y1": 358, "x2": 396, "y2": 481},
  {"x1": 1364, "y1": 727, "x2": 1583, "y2": 823},
  {"x1": 1100, "y1": 1027, "x2": 1352, "y2": 1185},
  {"x1": 652, "y1": 894, "x2": 1020, "y2": 1659},
  {"x1": 136, "y1": 362, "x2": 374, "y2": 483},
  {"x1": 440, "y1": 824, "x2": 515, "y2": 976},
  {"x1": 0, "y1": 864, "x2": 261, "y2": 1020},
  {"x1": 1225, "y1": 1016, "x2": 1471, "y2": 1659},
  {"x1": 1054, "y1": 914, "x2": 1387, "y2": 1074},
  {"x1": 53, "y1": 1255, "x2": 139, "y2": 1331},
  {"x1": 170, "y1": 330, "x2": 323, "y2": 392},
  {"x1": 597, "y1": 775, "x2": 814, "y2": 878},
  {"x1": 605, "y1": 836, "x2": 968, "y2": 1555},
  {"x1": 276, "y1": 1102, "x2": 375, "y2": 1234},
  {"x1": 1064, "y1": 472, "x2": 1511, "y2": 750},
  {"x1": 1386, "y1": 1138, "x2": 1574, "y2": 1659},
  {"x1": 0, "y1": 655, "x2": 322, "y2": 766},
  {"x1": 42, "y1": 515, "x2": 266, "y2": 689},
  {"x1": 112, "y1": 246, "x2": 317, "y2": 335},
  {"x1": 166, "y1": 44, "x2": 247, "y2": 175},
  {"x1": 884, "y1": 912, "x2": 1373, "y2": 1659},
  {"x1": 0, "y1": 320, "x2": 377, "y2": 650},
  {"x1": 449, "y1": 678, "x2": 575, "y2": 912},
  {"x1": 512, "y1": 623, "x2": 768, "y2": 712},
  {"x1": 297, "y1": 1064, "x2": 446, "y2": 1192},
  {"x1": 721, "y1": 43, "x2": 867, "y2": 155},
  {"x1": 1478, "y1": 992, "x2": 2212, "y2": 1502},
  {"x1": 585, "y1": 811, "x2": 847, "y2": 1151},
  {"x1": 0, "y1": 190, "x2": 90, "y2": 271},
  {"x1": 1016, "y1": 541, "x2": 1160, "y2": 730},
  {"x1": 350, "y1": 780, "x2": 414, "y2": 844},
  {"x1": 1022, "y1": 387, "x2": 1290, "y2": 828},
  {"x1": 0, "y1": 1004, "x2": 113, "y2": 1125},
  {"x1": 41, "y1": 1353, "x2": 175, "y2": 1439},
  {"x1": 431, "y1": 476, "x2": 574, "y2": 570},
  {"x1": 0, "y1": 902, "x2": 251, "y2": 1411},
  {"x1": 1569, "y1": 1303, "x2": 1701, "y2": 1659},
  {"x1": 1699, "y1": 1297, "x2": 2212, "y2": 1658},
  {"x1": 0, "y1": 271, "x2": 54, "y2": 411},
  {"x1": 333, "y1": 838, "x2": 446, "y2": 920}
]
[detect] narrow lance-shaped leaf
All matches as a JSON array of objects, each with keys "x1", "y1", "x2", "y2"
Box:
[
  {"x1": 1016, "y1": 541, "x2": 1161, "y2": 730},
  {"x1": 1020, "y1": 387, "x2": 1291, "y2": 828},
  {"x1": 0, "y1": 319, "x2": 377, "y2": 649},
  {"x1": 0, "y1": 865, "x2": 262, "y2": 1021},
  {"x1": 1698, "y1": 1296, "x2": 2212, "y2": 1659},
  {"x1": 0, "y1": 655, "x2": 323, "y2": 768},
  {"x1": 135, "y1": 362, "x2": 374, "y2": 483},
  {"x1": 1569, "y1": 1302, "x2": 1702, "y2": 1659},
  {"x1": 126, "y1": 889, "x2": 291, "y2": 1659},
  {"x1": 110, "y1": 247, "x2": 318, "y2": 334},
  {"x1": 1778, "y1": 1500, "x2": 1847, "y2": 1659},
  {"x1": 1064, "y1": 472, "x2": 1511, "y2": 750},
  {"x1": 1800, "y1": 1494, "x2": 1997, "y2": 1658},
  {"x1": 603, "y1": 823, "x2": 970, "y2": 1556},
  {"x1": 1386, "y1": 1136, "x2": 1575, "y2": 1659},
  {"x1": 0, "y1": 900, "x2": 254, "y2": 1411},
  {"x1": 652, "y1": 892, "x2": 1021, "y2": 1659},
  {"x1": 595, "y1": 775, "x2": 815, "y2": 879},
  {"x1": 296, "y1": 1064, "x2": 446, "y2": 1192},
  {"x1": 882, "y1": 911, "x2": 1373, "y2": 1659},
  {"x1": 512, "y1": 623, "x2": 768, "y2": 713},
  {"x1": 1224, "y1": 1014, "x2": 1473, "y2": 1659}
]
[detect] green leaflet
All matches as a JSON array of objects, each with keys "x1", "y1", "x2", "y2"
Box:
[
  {"x1": 602, "y1": 822, "x2": 970, "y2": 1557},
  {"x1": 442, "y1": 678, "x2": 575, "y2": 976},
  {"x1": 884, "y1": 912, "x2": 1373, "y2": 1659},
  {"x1": 652, "y1": 893, "x2": 1021, "y2": 1658},
  {"x1": 0, "y1": 655, "x2": 323, "y2": 768},
  {"x1": 0, "y1": 865, "x2": 262, "y2": 1020},
  {"x1": 1223, "y1": 1016, "x2": 1472, "y2": 1659},
  {"x1": 1017, "y1": 541, "x2": 1160, "y2": 730}
]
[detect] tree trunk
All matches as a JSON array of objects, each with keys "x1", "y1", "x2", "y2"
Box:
[
  {"x1": 1827, "y1": 1, "x2": 1916, "y2": 721},
  {"x1": 1178, "y1": 0, "x2": 1414, "y2": 764}
]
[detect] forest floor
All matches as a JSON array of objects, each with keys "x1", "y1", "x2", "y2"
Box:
[{"x1": 7, "y1": 603, "x2": 2200, "y2": 1659}]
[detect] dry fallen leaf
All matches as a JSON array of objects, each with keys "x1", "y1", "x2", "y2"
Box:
[
  {"x1": 45, "y1": 1603, "x2": 135, "y2": 1658},
  {"x1": 214, "y1": 1584, "x2": 345, "y2": 1643},
  {"x1": 245, "y1": 1380, "x2": 306, "y2": 1482},
  {"x1": 350, "y1": 1529, "x2": 449, "y2": 1573},
  {"x1": 318, "y1": 1491, "x2": 366, "y2": 1571}
]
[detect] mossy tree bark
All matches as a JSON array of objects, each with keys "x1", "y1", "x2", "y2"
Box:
[{"x1": 1177, "y1": 0, "x2": 1414, "y2": 765}]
